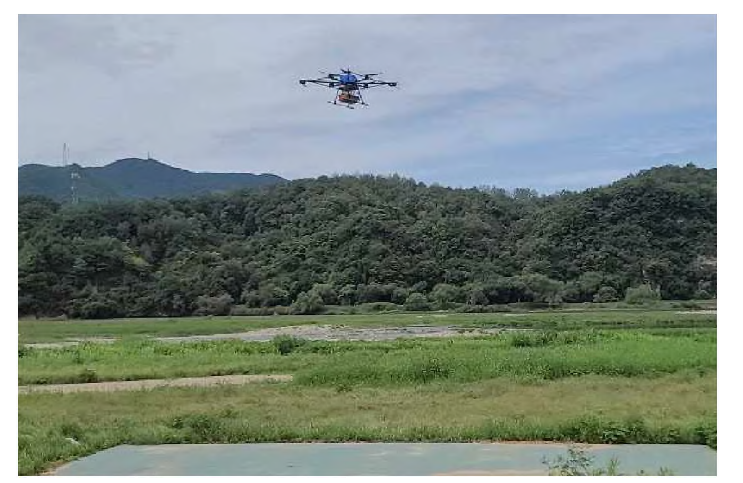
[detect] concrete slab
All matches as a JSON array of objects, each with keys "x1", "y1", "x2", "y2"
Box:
[{"x1": 51, "y1": 443, "x2": 717, "y2": 476}]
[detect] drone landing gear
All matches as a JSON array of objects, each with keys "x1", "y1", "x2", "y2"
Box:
[{"x1": 328, "y1": 100, "x2": 359, "y2": 109}]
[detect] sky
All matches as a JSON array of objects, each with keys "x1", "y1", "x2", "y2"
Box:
[{"x1": 18, "y1": 14, "x2": 717, "y2": 193}]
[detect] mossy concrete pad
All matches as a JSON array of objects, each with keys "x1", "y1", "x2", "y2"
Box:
[{"x1": 51, "y1": 443, "x2": 717, "y2": 476}]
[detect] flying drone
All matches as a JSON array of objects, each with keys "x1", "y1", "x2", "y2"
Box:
[{"x1": 299, "y1": 69, "x2": 398, "y2": 108}]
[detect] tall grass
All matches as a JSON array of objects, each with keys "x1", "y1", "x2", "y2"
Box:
[
  {"x1": 294, "y1": 336, "x2": 715, "y2": 386},
  {"x1": 19, "y1": 339, "x2": 303, "y2": 385},
  {"x1": 19, "y1": 330, "x2": 716, "y2": 386}
]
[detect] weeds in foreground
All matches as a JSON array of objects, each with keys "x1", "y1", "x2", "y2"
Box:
[
  {"x1": 543, "y1": 445, "x2": 675, "y2": 476},
  {"x1": 271, "y1": 335, "x2": 308, "y2": 355}
]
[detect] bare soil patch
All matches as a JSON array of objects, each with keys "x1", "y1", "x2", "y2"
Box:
[
  {"x1": 18, "y1": 374, "x2": 292, "y2": 394},
  {"x1": 156, "y1": 324, "x2": 505, "y2": 343},
  {"x1": 26, "y1": 325, "x2": 508, "y2": 348}
]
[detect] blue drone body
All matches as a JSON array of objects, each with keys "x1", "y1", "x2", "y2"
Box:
[{"x1": 299, "y1": 69, "x2": 398, "y2": 109}]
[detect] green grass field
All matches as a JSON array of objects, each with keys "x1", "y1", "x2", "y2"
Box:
[
  {"x1": 18, "y1": 309, "x2": 716, "y2": 343},
  {"x1": 19, "y1": 329, "x2": 716, "y2": 385},
  {"x1": 18, "y1": 309, "x2": 717, "y2": 476},
  {"x1": 19, "y1": 372, "x2": 716, "y2": 475}
]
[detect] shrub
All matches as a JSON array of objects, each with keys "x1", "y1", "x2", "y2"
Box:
[
  {"x1": 694, "y1": 421, "x2": 717, "y2": 449},
  {"x1": 66, "y1": 294, "x2": 123, "y2": 319},
  {"x1": 291, "y1": 291, "x2": 324, "y2": 315},
  {"x1": 311, "y1": 284, "x2": 338, "y2": 305},
  {"x1": 391, "y1": 287, "x2": 410, "y2": 305},
  {"x1": 78, "y1": 368, "x2": 99, "y2": 383},
  {"x1": 193, "y1": 294, "x2": 234, "y2": 316},
  {"x1": 625, "y1": 284, "x2": 661, "y2": 305},
  {"x1": 593, "y1": 286, "x2": 619, "y2": 303},
  {"x1": 543, "y1": 445, "x2": 604, "y2": 476},
  {"x1": 170, "y1": 414, "x2": 225, "y2": 443},
  {"x1": 466, "y1": 287, "x2": 489, "y2": 306},
  {"x1": 272, "y1": 335, "x2": 308, "y2": 355},
  {"x1": 337, "y1": 285, "x2": 357, "y2": 306},
  {"x1": 521, "y1": 273, "x2": 565, "y2": 306},
  {"x1": 430, "y1": 283, "x2": 463, "y2": 309},
  {"x1": 356, "y1": 283, "x2": 393, "y2": 303},
  {"x1": 18, "y1": 345, "x2": 32, "y2": 358},
  {"x1": 404, "y1": 292, "x2": 430, "y2": 311}
]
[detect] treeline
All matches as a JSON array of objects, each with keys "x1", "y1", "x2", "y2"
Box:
[{"x1": 18, "y1": 164, "x2": 716, "y2": 318}]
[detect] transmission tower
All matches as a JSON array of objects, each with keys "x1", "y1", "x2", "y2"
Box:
[
  {"x1": 71, "y1": 170, "x2": 80, "y2": 205},
  {"x1": 64, "y1": 143, "x2": 80, "y2": 204}
]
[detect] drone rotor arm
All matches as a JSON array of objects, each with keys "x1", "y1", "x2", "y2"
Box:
[
  {"x1": 360, "y1": 72, "x2": 383, "y2": 80},
  {"x1": 299, "y1": 79, "x2": 338, "y2": 88},
  {"x1": 357, "y1": 80, "x2": 398, "y2": 89}
]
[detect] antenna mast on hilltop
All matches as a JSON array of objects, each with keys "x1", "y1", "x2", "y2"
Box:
[
  {"x1": 64, "y1": 143, "x2": 80, "y2": 205},
  {"x1": 71, "y1": 170, "x2": 80, "y2": 205}
]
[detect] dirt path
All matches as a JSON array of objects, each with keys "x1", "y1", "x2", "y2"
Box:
[{"x1": 18, "y1": 374, "x2": 292, "y2": 394}]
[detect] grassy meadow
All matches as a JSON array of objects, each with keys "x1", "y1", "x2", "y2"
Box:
[
  {"x1": 18, "y1": 309, "x2": 717, "y2": 475},
  {"x1": 19, "y1": 329, "x2": 716, "y2": 385}
]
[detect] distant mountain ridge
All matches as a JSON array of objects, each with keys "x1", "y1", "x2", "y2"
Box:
[{"x1": 18, "y1": 158, "x2": 286, "y2": 202}]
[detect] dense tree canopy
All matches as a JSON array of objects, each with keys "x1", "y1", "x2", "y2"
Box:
[{"x1": 18, "y1": 165, "x2": 716, "y2": 318}]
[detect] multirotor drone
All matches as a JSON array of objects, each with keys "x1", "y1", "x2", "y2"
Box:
[{"x1": 299, "y1": 68, "x2": 398, "y2": 108}]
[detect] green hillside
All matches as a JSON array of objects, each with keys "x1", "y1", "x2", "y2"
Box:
[
  {"x1": 18, "y1": 158, "x2": 285, "y2": 202},
  {"x1": 18, "y1": 164, "x2": 716, "y2": 318}
]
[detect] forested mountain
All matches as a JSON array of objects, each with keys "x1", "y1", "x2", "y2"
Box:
[
  {"x1": 18, "y1": 164, "x2": 716, "y2": 318},
  {"x1": 18, "y1": 158, "x2": 286, "y2": 202}
]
